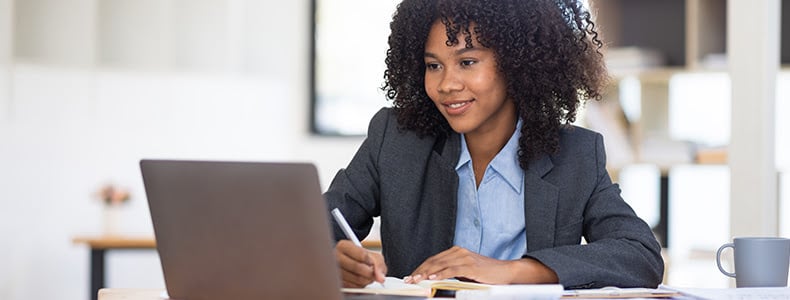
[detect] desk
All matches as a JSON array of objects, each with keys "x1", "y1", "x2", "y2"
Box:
[
  {"x1": 75, "y1": 235, "x2": 382, "y2": 300},
  {"x1": 73, "y1": 236, "x2": 158, "y2": 300},
  {"x1": 98, "y1": 288, "x2": 435, "y2": 300},
  {"x1": 99, "y1": 288, "x2": 688, "y2": 299}
]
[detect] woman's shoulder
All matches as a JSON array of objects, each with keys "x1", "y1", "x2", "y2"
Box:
[
  {"x1": 368, "y1": 107, "x2": 397, "y2": 126},
  {"x1": 365, "y1": 107, "x2": 443, "y2": 166},
  {"x1": 553, "y1": 125, "x2": 604, "y2": 162},
  {"x1": 366, "y1": 107, "x2": 435, "y2": 145},
  {"x1": 558, "y1": 125, "x2": 602, "y2": 144},
  {"x1": 366, "y1": 107, "x2": 399, "y2": 137}
]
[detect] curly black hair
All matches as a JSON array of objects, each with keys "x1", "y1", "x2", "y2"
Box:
[{"x1": 382, "y1": 0, "x2": 608, "y2": 170}]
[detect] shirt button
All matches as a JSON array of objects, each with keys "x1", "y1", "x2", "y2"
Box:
[{"x1": 473, "y1": 219, "x2": 480, "y2": 227}]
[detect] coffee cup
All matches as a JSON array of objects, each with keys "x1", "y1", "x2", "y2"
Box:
[{"x1": 716, "y1": 237, "x2": 790, "y2": 287}]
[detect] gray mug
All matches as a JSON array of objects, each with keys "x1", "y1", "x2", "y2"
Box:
[{"x1": 716, "y1": 237, "x2": 790, "y2": 287}]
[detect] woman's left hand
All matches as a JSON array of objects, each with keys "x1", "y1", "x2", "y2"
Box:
[{"x1": 403, "y1": 246, "x2": 558, "y2": 285}]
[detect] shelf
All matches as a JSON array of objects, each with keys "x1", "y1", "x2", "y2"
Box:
[
  {"x1": 686, "y1": 0, "x2": 726, "y2": 69},
  {"x1": 696, "y1": 148, "x2": 727, "y2": 164},
  {"x1": 595, "y1": 0, "x2": 790, "y2": 69},
  {"x1": 593, "y1": 0, "x2": 686, "y2": 67},
  {"x1": 608, "y1": 67, "x2": 684, "y2": 82}
]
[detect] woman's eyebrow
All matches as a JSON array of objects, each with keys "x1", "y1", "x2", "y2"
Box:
[
  {"x1": 424, "y1": 47, "x2": 484, "y2": 58},
  {"x1": 454, "y1": 47, "x2": 483, "y2": 56}
]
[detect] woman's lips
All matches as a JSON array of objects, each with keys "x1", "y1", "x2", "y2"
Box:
[{"x1": 444, "y1": 100, "x2": 473, "y2": 116}]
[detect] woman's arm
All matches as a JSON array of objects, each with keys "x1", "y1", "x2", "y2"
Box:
[
  {"x1": 324, "y1": 109, "x2": 391, "y2": 243},
  {"x1": 405, "y1": 245, "x2": 558, "y2": 284},
  {"x1": 524, "y1": 133, "x2": 664, "y2": 289}
]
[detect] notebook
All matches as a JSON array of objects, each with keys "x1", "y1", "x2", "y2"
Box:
[
  {"x1": 344, "y1": 277, "x2": 563, "y2": 299},
  {"x1": 342, "y1": 277, "x2": 491, "y2": 297},
  {"x1": 141, "y1": 159, "x2": 344, "y2": 300}
]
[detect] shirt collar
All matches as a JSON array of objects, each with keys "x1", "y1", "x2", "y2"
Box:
[
  {"x1": 455, "y1": 120, "x2": 524, "y2": 193},
  {"x1": 456, "y1": 135, "x2": 472, "y2": 170}
]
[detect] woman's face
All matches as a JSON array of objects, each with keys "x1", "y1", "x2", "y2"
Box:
[{"x1": 423, "y1": 21, "x2": 515, "y2": 137}]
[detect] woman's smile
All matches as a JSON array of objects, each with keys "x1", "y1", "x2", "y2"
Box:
[{"x1": 443, "y1": 99, "x2": 475, "y2": 115}]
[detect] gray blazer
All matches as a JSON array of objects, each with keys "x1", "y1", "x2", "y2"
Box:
[{"x1": 325, "y1": 108, "x2": 663, "y2": 289}]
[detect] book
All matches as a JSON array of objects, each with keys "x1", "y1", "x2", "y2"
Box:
[
  {"x1": 341, "y1": 277, "x2": 492, "y2": 297},
  {"x1": 342, "y1": 277, "x2": 563, "y2": 299}
]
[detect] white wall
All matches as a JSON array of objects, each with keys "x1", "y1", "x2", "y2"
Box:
[
  {"x1": 0, "y1": 1, "x2": 368, "y2": 299},
  {"x1": 13, "y1": 0, "x2": 96, "y2": 66},
  {"x1": 0, "y1": 0, "x2": 10, "y2": 119}
]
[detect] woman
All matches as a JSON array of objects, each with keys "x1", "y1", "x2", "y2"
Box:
[{"x1": 325, "y1": 0, "x2": 663, "y2": 289}]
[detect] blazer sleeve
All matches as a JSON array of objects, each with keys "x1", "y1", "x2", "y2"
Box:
[
  {"x1": 524, "y1": 133, "x2": 664, "y2": 289},
  {"x1": 323, "y1": 108, "x2": 390, "y2": 242}
]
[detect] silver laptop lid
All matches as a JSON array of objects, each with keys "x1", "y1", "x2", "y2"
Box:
[{"x1": 141, "y1": 159, "x2": 342, "y2": 300}]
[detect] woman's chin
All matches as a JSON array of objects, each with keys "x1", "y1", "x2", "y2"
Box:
[{"x1": 447, "y1": 122, "x2": 473, "y2": 135}]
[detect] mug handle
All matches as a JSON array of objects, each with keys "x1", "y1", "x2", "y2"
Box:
[{"x1": 716, "y1": 243, "x2": 736, "y2": 278}]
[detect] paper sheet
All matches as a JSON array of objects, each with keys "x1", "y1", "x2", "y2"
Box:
[{"x1": 661, "y1": 285, "x2": 790, "y2": 300}]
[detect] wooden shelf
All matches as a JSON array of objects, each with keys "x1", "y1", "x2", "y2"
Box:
[
  {"x1": 72, "y1": 235, "x2": 383, "y2": 250},
  {"x1": 695, "y1": 148, "x2": 727, "y2": 164},
  {"x1": 72, "y1": 236, "x2": 156, "y2": 249},
  {"x1": 591, "y1": 0, "x2": 783, "y2": 172}
]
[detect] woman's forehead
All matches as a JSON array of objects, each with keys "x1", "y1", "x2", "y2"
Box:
[{"x1": 430, "y1": 19, "x2": 483, "y2": 48}]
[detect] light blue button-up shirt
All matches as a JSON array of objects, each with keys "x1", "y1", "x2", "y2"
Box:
[{"x1": 453, "y1": 121, "x2": 527, "y2": 260}]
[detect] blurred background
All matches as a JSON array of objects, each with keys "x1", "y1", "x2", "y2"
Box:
[{"x1": 0, "y1": 0, "x2": 788, "y2": 299}]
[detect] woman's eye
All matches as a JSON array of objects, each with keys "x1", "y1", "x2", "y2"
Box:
[
  {"x1": 461, "y1": 60, "x2": 476, "y2": 66},
  {"x1": 425, "y1": 63, "x2": 440, "y2": 70}
]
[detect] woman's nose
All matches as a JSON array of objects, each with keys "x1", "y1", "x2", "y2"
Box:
[{"x1": 437, "y1": 70, "x2": 463, "y2": 93}]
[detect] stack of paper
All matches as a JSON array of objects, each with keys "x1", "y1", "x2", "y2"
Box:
[
  {"x1": 662, "y1": 285, "x2": 790, "y2": 300},
  {"x1": 563, "y1": 287, "x2": 681, "y2": 299},
  {"x1": 457, "y1": 284, "x2": 563, "y2": 299}
]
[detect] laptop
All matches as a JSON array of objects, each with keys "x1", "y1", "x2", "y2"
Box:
[{"x1": 141, "y1": 159, "x2": 343, "y2": 300}]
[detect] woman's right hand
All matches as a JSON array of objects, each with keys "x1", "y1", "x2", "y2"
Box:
[{"x1": 335, "y1": 240, "x2": 387, "y2": 287}]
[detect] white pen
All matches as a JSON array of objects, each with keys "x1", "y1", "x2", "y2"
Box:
[
  {"x1": 331, "y1": 208, "x2": 362, "y2": 247},
  {"x1": 331, "y1": 208, "x2": 386, "y2": 287}
]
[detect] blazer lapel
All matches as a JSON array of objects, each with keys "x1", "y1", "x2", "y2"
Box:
[
  {"x1": 423, "y1": 133, "x2": 461, "y2": 252},
  {"x1": 524, "y1": 155, "x2": 559, "y2": 252},
  {"x1": 439, "y1": 133, "x2": 461, "y2": 167}
]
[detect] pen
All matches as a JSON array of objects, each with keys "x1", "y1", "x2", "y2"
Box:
[
  {"x1": 331, "y1": 208, "x2": 362, "y2": 247},
  {"x1": 331, "y1": 208, "x2": 386, "y2": 288}
]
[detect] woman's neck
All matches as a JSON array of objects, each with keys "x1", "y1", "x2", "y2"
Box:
[{"x1": 464, "y1": 115, "x2": 518, "y2": 187}]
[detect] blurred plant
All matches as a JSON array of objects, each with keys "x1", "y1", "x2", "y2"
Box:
[{"x1": 96, "y1": 184, "x2": 131, "y2": 206}]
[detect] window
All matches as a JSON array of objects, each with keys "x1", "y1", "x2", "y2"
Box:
[{"x1": 310, "y1": 0, "x2": 401, "y2": 135}]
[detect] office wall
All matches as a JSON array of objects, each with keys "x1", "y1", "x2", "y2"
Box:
[
  {"x1": 0, "y1": 1, "x2": 369, "y2": 299},
  {"x1": 13, "y1": 0, "x2": 96, "y2": 67},
  {"x1": 0, "y1": 0, "x2": 10, "y2": 119}
]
